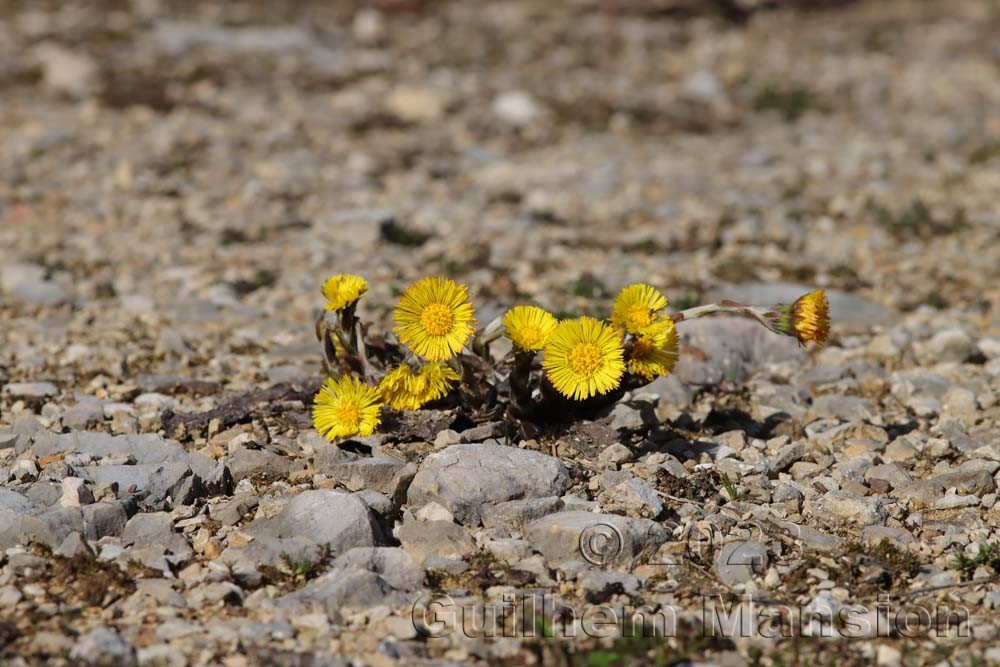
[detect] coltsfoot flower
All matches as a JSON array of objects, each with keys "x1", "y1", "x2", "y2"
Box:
[
  {"x1": 503, "y1": 305, "x2": 558, "y2": 353},
  {"x1": 611, "y1": 284, "x2": 669, "y2": 335},
  {"x1": 313, "y1": 375, "x2": 382, "y2": 441},
  {"x1": 776, "y1": 289, "x2": 830, "y2": 346},
  {"x1": 322, "y1": 274, "x2": 368, "y2": 311},
  {"x1": 543, "y1": 317, "x2": 625, "y2": 400},
  {"x1": 628, "y1": 317, "x2": 679, "y2": 380},
  {"x1": 379, "y1": 361, "x2": 460, "y2": 410},
  {"x1": 418, "y1": 362, "x2": 461, "y2": 404},
  {"x1": 378, "y1": 364, "x2": 420, "y2": 410},
  {"x1": 393, "y1": 277, "x2": 477, "y2": 361}
]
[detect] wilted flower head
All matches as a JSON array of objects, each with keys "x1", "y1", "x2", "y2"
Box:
[
  {"x1": 627, "y1": 317, "x2": 679, "y2": 380},
  {"x1": 312, "y1": 375, "x2": 382, "y2": 441},
  {"x1": 379, "y1": 361, "x2": 459, "y2": 410},
  {"x1": 322, "y1": 274, "x2": 368, "y2": 311},
  {"x1": 611, "y1": 284, "x2": 669, "y2": 335},
  {"x1": 393, "y1": 277, "x2": 477, "y2": 361},
  {"x1": 542, "y1": 317, "x2": 625, "y2": 400},
  {"x1": 775, "y1": 289, "x2": 830, "y2": 346},
  {"x1": 503, "y1": 305, "x2": 558, "y2": 353}
]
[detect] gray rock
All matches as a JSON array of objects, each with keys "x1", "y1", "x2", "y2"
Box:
[
  {"x1": 398, "y1": 517, "x2": 476, "y2": 564},
  {"x1": 324, "y1": 456, "x2": 405, "y2": 494},
  {"x1": 482, "y1": 496, "x2": 565, "y2": 534},
  {"x1": 525, "y1": 511, "x2": 669, "y2": 569},
  {"x1": 60, "y1": 477, "x2": 93, "y2": 507},
  {"x1": 332, "y1": 547, "x2": 425, "y2": 591},
  {"x1": 597, "y1": 477, "x2": 664, "y2": 518},
  {"x1": 407, "y1": 443, "x2": 572, "y2": 526},
  {"x1": 714, "y1": 541, "x2": 769, "y2": 586},
  {"x1": 493, "y1": 90, "x2": 545, "y2": 126},
  {"x1": 78, "y1": 463, "x2": 203, "y2": 510},
  {"x1": 608, "y1": 403, "x2": 647, "y2": 431},
  {"x1": 772, "y1": 520, "x2": 843, "y2": 551},
  {"x1": 69, "y1": 627, "x2": 137, "y2": 667},
  {"x1": 0, "y1": 488, "x2": 86, "y2": 549},
  {"x1": 808, "y1": 491, "x2": 888, "y2": 525},
  {"x1": 55, "y1": 531, "x2": 94, "y2": 557},
  {"x1": 186, "y1": 582, "x2": 243, "y2": 607},
  {"x1": 11, "y1": 281, "x2": 72, "y2": 306},
  {"x1": 82, "y1": 501, "x2": 130, "y2": 541},
  {"x1": 864, "y1": 463, "x2": 912, "y2": 490},
  {"x1": 597, "y1": 443, "x2": 634, "y2": 467},
  {"x1": 810, "y1": 395, "x2": 877, "y2": 422},
  {"x1": 62, "y1": 398, "x2": 105, "y2": 430},
  {"x1": 3, "y1": 382, "x2": 59, "y2": 401},
  {"x1": 32, "y1": 43, "x2": 100, "y2": 98},
  {"x1": 276, "y1": 568, "x2": 410, "y2": 623},
  {"x1": 893, "y1": 466, "x2": 996, "y2": 509},
  {"x1": 861, "y1": 525, "x2": 915, "y2": 547},
  {"x1": 228, "y1": 444, "x2": 308, "y2": 482},
  {"x1": 923, "y1": 328, "x2": 975, "y2": 363},
  {"x1": 674, "y1": 317, "x2": 805, "y2": 385},
  {"x1": 221, "y1": 537, "x2": 326, "y2": 586},
  {"x1": 250, "y1": 490, "x2": 386, "y2": 550},
  {"x1": 459, "y1": 422, "x2": 507, "y2": 443},
  {"x1": 769, "y1": 442, "x2": 805, "y2": 474},
  {"x1": 31, "y1": 432, "x2": 188, "y2": 465},
  {"x1": 209, "y1": 494, "x2": 259, "y2": 526},
  {"x1": 122, "y1": 512, "x2": 193, "y2": 560},
  {"x1": 577, "y1": 569, "x2": 639, "y2": 601}
]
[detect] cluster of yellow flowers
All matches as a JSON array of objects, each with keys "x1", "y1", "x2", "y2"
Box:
[
  {"x1": 506, "y1": 283, "x2": 680, "y2": 401},
  {"x1": 312, "y1": 274, "x2": 830, "y2": 442}
]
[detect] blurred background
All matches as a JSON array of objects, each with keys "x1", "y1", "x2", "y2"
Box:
[{"x1": 1, "y1": 0, "x2": 998, "y2": 385}]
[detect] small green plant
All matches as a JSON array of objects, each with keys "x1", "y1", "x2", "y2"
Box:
[
  {"x1": 752, "y1": 84, "x2": 823, "y2": 121},
  {"x1": 278, "y1": 544, "x2": 333, "y2": 584},
  {"x1": 952, "y1": 543, "x2": 1000, "y2": 580},
  {"x1": 721, "y1": 476, "x2": 751, "y2": 502}
]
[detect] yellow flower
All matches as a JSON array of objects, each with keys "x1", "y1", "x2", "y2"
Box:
[
  {"x1": 790, "y1": 289, "x2": 830, "y2": 345},
  {"x1": 393, "y1": 277, "x2": 477, "y2": 361},
  {"x1": 775, "y1": 289, "x2": 830, "y2": 346},
  {"x1": 503, "y1": 305, "x2": 558, "y2": 352},
  {"x1": 611, "y1": 284, "x2": 669, "y2": 335},
  {"x1": 418, "y1": 362, "x2": 461, "y2": 404},
  {"x1": 379, "y1": 362, "x2": 459, "y2": 410},
  {"x1": 628, "y1": 318, "x2": 679, "y2": 380},
  {"x1": 378, "y1": 364, "x2": 420, "y2": 410},
  {"x1": 542, "y1": 317, "x2": 625, "y2": 400},
  {"x1": 322, "y1": 274, "x2": 368, "y2": 311},
  {"x1": 313, "y1": 376, "x2": 382, "y2": 440}
]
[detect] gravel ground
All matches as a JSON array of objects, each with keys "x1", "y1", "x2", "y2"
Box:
[{"x1": 2, "y1": 1, "x2": 1000, "y2": 665}]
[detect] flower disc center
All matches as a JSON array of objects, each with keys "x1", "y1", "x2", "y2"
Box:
[
  {"x1": 568, "y1": 342, "x2": 602, "y2": 376},
  {"x1": 335, "y1": 402, "x2": 361, "y2": 429},
  {"x1": 627, "y1": 307, "x2": 654, "y2": 329},
  {"x1": 518, "y1": 326, "x2": 542, "y2": 348},
  {"x1": 420, "y1": 303, "x2": 455, "y2": 336}
]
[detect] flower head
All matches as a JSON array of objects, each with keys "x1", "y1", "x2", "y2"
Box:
[
  {"x1": 503, "y1": 305, "x2": 558, "y2": 353},
  {"x1": 417, "y1": 362, "x2": 461, "y2": 404},
  {"x1": 322, "y1": 274, "x2": 368, "y2": 311},
  {"x1": 393, "y1": 277, "x2": 477, "y2": 361},
  {"x1": 542, "y1": 317, "x2": 625, "y2": 400},
  {"x1": 379, "y1": 362, "x2": 459, "y2": 410},
  {"x1": 312, "y1": 375, "x2": 382, "y2": 441},
  {"x1": 378, "y1": 364, "x2": 420, "y2": 410},
  {"x1": 775, "y1": 289, "x2": 830, "y2": 346},
  {"x1": 627, "y1": 318, "x2": 679, "y2": 380},
  {"x1": 611, "y1": 284, "x2": 669, "y2": 335}
]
